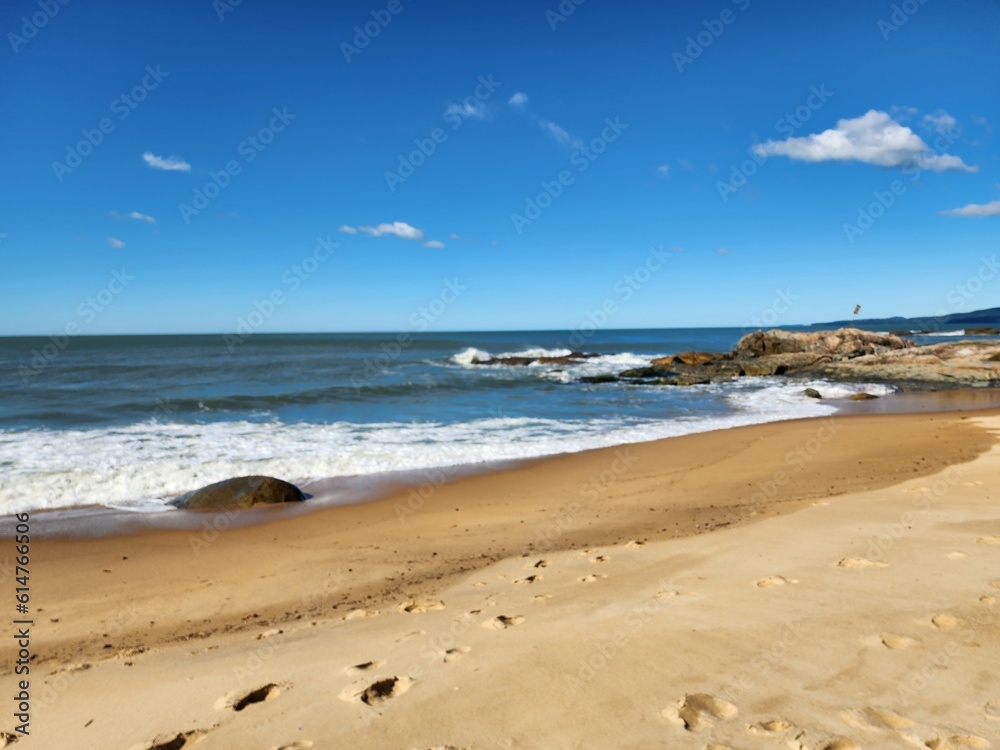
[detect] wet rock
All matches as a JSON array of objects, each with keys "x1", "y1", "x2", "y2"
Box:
[
  {"x1": 803, "y1": 388, "x2": 822, "y2": 399},
  {"x1": 472, "y1": 352, "x2": 600, "y2": 367},
  {"x1": 172, "y1": 476, "x2": 306, "y2": 511}
]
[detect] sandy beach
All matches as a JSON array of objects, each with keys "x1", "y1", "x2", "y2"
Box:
[{"x1": 4, "y1": 408, "x2": 997, "y2": 748}]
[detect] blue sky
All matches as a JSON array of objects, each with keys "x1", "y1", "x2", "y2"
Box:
[{"x1": 1, "y1": 0, "x2": 998, "y2": 335}]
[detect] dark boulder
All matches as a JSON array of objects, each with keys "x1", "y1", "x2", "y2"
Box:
[
  {"x1": 472, "y1": 352, "x2": 600, "y2": 367},
  {"x1": 803, "y1": 388, "x2": 822, "y2": 399},
  {"x1": 172, "y1": 475, "x2": 306, "y2": 511},
  {"x1": 848, "y1": 392, "x2": 879, "y2": 401}
]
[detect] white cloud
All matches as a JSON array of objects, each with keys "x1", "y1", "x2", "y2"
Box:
[
  {"x1": 129, "y1": 211, "x2": 156, "y2": 223},
  {"x1": 338, "y1": 225, "x2": 358, "y2": 235},
  {"x1": 657, "y1": 164, "x2": 670, "y2": 177},
  {"x1": 752, "y1": 110, "x2": 977, "y2": 172},
  {"x1": 716, "y1": 248, "x2": 730, "y2": 255},
  {"x1": 509, "y1": 92, "x2": 528, "y2": 108},
  {"x1": 353, "y1": 222, "x2": 425, "y2": 241},
  {"x1": 445, "y1": 101, "x2": 487, "y2": 120},
  {"x1": 107, "y1": 237, "x2": 126, "y2": 249},
  {"x1": 142, "y1": 151, "x2": 191, "y2": 172},
  {"x1": 423, "y1": 240, "x2": 446, "y2": 248},
  {"x1": 939, "y1": 199, "x2": 1000, "y2": 218}
]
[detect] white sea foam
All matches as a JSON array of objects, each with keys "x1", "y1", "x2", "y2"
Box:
[
  {"x1": 921, "y1": 330, "x2": 966, "y2": 337},
  {"x1": 0, "y1": 376, "x2": 892, "y2": 516}
]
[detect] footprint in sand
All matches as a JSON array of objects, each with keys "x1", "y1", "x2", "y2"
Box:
[
  {"x1": 482, "y1": 615, "x2": 524, "y2": 630},
  {"x1": 219, "y1": 683, "x2": 280, "y2": 712},
  {"x1": 754, "y1": 575, "x2": 798, "y2": 588},
  {"x1": 931, "y1": 614, "x2": 959, "y2": 629},
  {"x1": 985, "y1": 698, "x2": 1000, "y2": 720},
  {"x1": 143, "y1": 730, "x2": 209, "y2": 750},
  {"x1": 0, "y1": 733, "x2": 16, "y2": 750},
  {"x1": 880, "y1": 633, "x2": 916, "y2": 650},
  {"x1": 526, "y1": 559, "x2": 548, "y2": 569},
  {"x1": 625, "y1": 540, "x2": 646, "y2": 548},
  {"x1": 746, "y1": 719, "x2": 794, "y2": 736},
  {"x1": 533, "y1": 594, "x2": 552, "y2": 602},
  {"x1": 837, "y1": 558, "x2": 888, "y2": 570},
  {"x1": 821, "y1": 741, "x2": 862, "y2": 750},
  {"x1": 343, "y1": 609, "x2": 380, "y2": 620},
  {"x1": 662, "y1": 693, "x2": 738, "y2": 732},
  {"x1": 443, "y1": 646, "x2": 471, "y2": 663},
  {"x1": 513, "y1": 575, "x2": 540, "y2": 585},
  {"x1": 977, "y1": 536, "x2": 1000, "y2": 545},
  {"x1": 339, "y1": 676, "x2": 413, "y2": 706},
  {"x1": 274, "y1": 743, "x2": 314, "y2": 750},
  {"x1": 841, "y1": 706, "x2": 913, "y2": 730},
  {"x1": 344, "y1": 660, "x2": 386, "y2": 675},
  {"x1": 591, "y1": 555, "x2": 609, "y2": 563},
  {"x1": 925, "y1": 736, "x2": 991, "y2": 750},
  {"x1": 579, "y1": 574, "x2": 607, "y2": 583},
  {"x1": 397, "y1": 599, "x2": 445, "y2": 614},
  {"x1": 982, "y1": 595, "x2": 998, "y2": 605}
]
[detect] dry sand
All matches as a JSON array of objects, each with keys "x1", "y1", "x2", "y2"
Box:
[{"x1": 5, "y1": 410, "x2": 1000, "y2": 749}]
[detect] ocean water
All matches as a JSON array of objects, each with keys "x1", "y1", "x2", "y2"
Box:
[{"x1": 0, "y1": 329, "x2": 899, "y2": 515}]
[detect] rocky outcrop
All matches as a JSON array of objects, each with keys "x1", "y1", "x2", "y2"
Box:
[
  {"x1": 734, "y1": 328, "x2": 912, "y2": 358},
  {"x1": 805, "y1": 341, "x2": 1000, "y2": 389},
  {"x1": 172, "y1": 475, "x2": 306, "y2": 511},
  {"x1": 606, "y1": 329, "x2": 1000, "y2": 391}
]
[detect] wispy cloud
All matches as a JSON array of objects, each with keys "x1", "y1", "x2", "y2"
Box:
[
  {"x1": 939, "y1": 199, "x2": 1000, "y2": 218},
  {"x1": 358, "y1": 222, "x2": 424, "y2": 240},
  {"x1": 657, "y1": 164, "x2": 671, "y2": 177},
  {"x1": 923, "y1": 111, "x2": 957, "y2": 135},
  {"x1": 507, "y1": 91, "x2": 582, "y2": 149},
  {"x1": 107, "y1": 237, "x2": 126, "y2": 249},
  {"x1": 129, "y1": 211, "x2": 156, "y2": 223},
  {"x1": 341, "y1": 221, "x2": 428, "y2": 241},
  {"x1": 142, "y1": 151, "x2": 191, "y2": 172},
  {"x1": 753, "y1": 110, "x2": 977, "y2": 172},
  {"x1": 340, "y1": 221, "x2": 451, "y2": 247},
  {"x1": 445, "y1": 101, "x2": 487, "y2": 120},
  {"x1": 540, "y1": 120, "x2": 572, "y2": 144}
]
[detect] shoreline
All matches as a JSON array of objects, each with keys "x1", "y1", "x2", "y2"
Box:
[{"x1": 10, "y1": 386, "x2": 1000, "y2": 538}]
